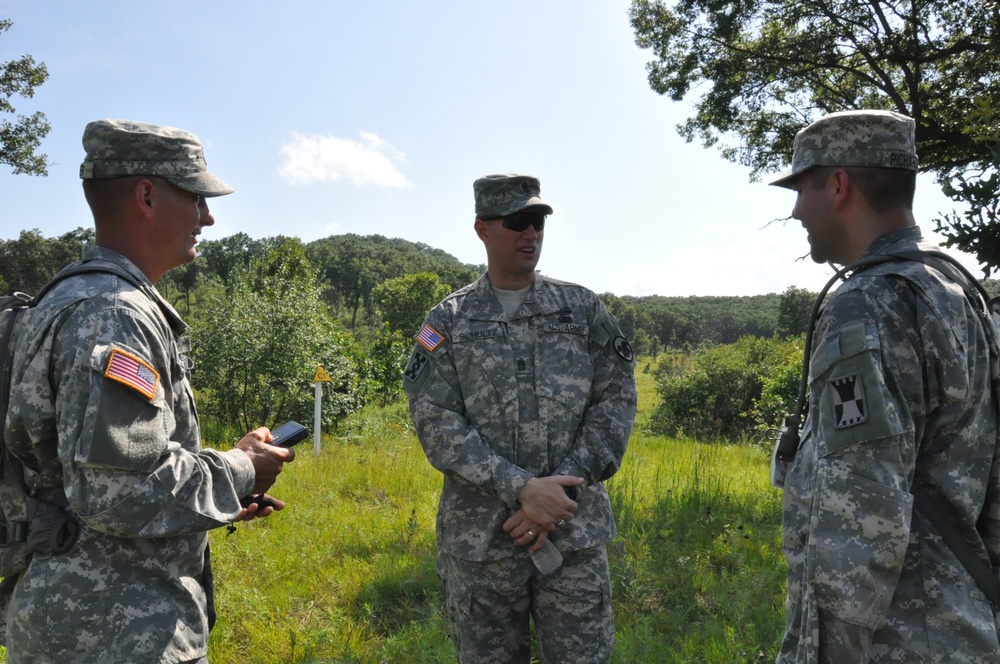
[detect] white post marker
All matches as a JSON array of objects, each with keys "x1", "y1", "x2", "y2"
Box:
[{"x1": 312, "y1": 366, "x2": 333, "y2": 457}]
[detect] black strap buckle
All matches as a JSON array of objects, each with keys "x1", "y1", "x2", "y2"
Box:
[{"x1": 0, "y1": 520, "x2": 29, "y2": 547}]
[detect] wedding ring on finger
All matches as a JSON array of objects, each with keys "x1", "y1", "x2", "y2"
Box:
[
  {"x1": 557, "y1": 519, "x2": 565, "y2": 527},
  {"x1": 527, "y1": 530, "x2": 535, "y2": 538}
]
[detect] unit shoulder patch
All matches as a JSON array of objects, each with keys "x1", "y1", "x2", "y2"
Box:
[
  {"x1": 613, "y1": 336, "x2": 635, "y2": 363},
  {"x1": 404, "y1": 349, "x2": 431, "y2": 386},
  {"x1": 831, "y1": 373, "x2": 868, "y2": 429}
]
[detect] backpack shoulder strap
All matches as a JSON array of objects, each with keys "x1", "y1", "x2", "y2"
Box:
[
  {"x1": 776, "y1": 247, "x2": 1000, "y2": 606},
  {"x1": 1, "y1": 259, "x2": 146, "y2": 462},
  {"x1": 36, "y1": 259, "x2": 145, "y2": 302},
  {"x1": 886, "y1": 249, "x2": 1000, "y2": 607}
]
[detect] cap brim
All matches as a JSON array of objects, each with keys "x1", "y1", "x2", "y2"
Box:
[
  {"x1": 495, "y1": 197, "x2": 553, "y2": 217},
  {"x1": 768, "y1": 168, "x2": 799, "y2": 189},
  {"x1": 166, "y1": 172, "x2": 235, "y2": 197},
  {"x1": 519, "y1": 201, "x2": 553, "y2": 215}
]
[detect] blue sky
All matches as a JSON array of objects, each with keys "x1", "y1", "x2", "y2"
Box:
[{"x1": 0, "y1": 1, "x2": 976, "y2": 296}]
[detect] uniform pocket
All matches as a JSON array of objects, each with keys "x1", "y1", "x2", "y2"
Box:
[{"x1": 813, "y1": 465, "x2": 913, "y2": 628}]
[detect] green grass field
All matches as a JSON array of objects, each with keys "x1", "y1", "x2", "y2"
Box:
[
  {"x1": 0, "y1": 364, "x2": 788, "y2": 663},
  {"x1": 206, "y1": 364, "x2": 788, "y2": 663}
]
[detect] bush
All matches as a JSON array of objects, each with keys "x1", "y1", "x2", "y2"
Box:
[
  {"x1": 191, "y1": 240, "x2": 370, "y2": 433},
  {"x1": 646, "y1": 335, "x2": 803, "y2": 443}
]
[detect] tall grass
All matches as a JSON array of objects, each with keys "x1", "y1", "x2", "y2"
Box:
[
  {"x1": 207, "y1": 405, "x2": 450, "y2": 663},
  {"x1": 204, "y1": 363, "x2": 788, "y2": 663},
  {"x1": 0, "y1": 362, "x2": 789, "y2": 663},
  {"x1": 606, "y1": 438, "x2": 784, "y2": 663}
]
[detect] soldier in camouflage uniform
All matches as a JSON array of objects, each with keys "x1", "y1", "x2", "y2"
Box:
[
  {"x1": 2, "y1": 119, "x2": 296, "y2": 663},
  {"x1": 403, "y1": 174, "x2": 637, "y2": 663},
  {"x1": 770, "y1": 110, "x2": 1000, "y2": 662}
]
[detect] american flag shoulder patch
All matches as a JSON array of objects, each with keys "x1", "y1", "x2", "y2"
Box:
[
  {"x1": 417, "y1": 324, "x2": 445, "y2": 352},
  {"x1": 105, "y1": 347, "x2": 160, "y2": 401}
]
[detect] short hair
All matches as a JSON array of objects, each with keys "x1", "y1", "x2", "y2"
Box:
[
  {"x1": 82, "y1": 175, "x2": 152, "y2": 221},
  {"x1": 808, "y1": 166, "x2": 916, "y2": 213}
]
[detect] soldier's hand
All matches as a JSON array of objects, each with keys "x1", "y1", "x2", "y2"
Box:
[
  {"x1": 515, "y1": 475, "x2": 582, "y2": 530},
  {"x1": 236, "y1": 426, "x2": 296, "y2": 495},
  {"x1": 236, "y1": 493, "x2": 286, "y2": 521},
  {"x1": 503, "y1": 510, "x2": 553, "y2": 551}
]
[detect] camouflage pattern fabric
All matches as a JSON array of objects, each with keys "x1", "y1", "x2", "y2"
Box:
[
  {"x1": 438, "y1": 546, "x2": 613, "y2": 664},
  {"x1": 404, "y1": 273, "x2": 636, "y2": 661},
  {"x1": 778, "y1": 227, "x2": 1000, "y2": 663},
  {"x1": 79, "y1": 119, "x2": 234, "y2": 197},
  {"x1": 473, "y1": 173, "x2": 553, "y2": 219},
  {"x1": 770, "y1": 110, "x2": 919, "y2": 189},
  {"x1": 3, "y1": 246, "x2": 256, "y2": 663}
]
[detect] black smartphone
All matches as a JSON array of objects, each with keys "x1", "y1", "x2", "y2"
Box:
[{"x1": 270, "y1": 421, "x2": 308, "y2": 447}]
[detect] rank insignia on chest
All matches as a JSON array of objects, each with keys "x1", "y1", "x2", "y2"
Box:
[
  {"x1": 831, "y1": 373, "x2": 867, "y2": 429},
  {"x1": 105, "y1": 347, "x2": 160, "y2": 401},
  {"x1": 417, "y1": 324, "x2": 445, "y2": 352}
]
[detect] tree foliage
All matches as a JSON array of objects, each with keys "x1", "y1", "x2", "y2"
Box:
[
  {"x1": 617, "y1": 292, "x2": 782, "y2": 350},
  {"x1": 197, "y1": 233, "x2": 292, "y2": 285},
  {"x1": 365, "y1": 325, "x2": 412, "y2": 407},
  {"x1": 306, "y1": 234, "x2": 481, "y2": 329},
  {"x1": 600, "y1": 293, "x2": 659, "y2": 356},
  {"x1": 776, "y1": 285, "x2": 816, "y2": 338},
  {"x1": 191, "y1": 240, "x2": 366, "y2": 433},
  {"x1": 373, "y1": 271, "x2": 453, "y2": 338},
  {"x1": 1, "y1": 18, "x2": 50, "y2": 176},
  {"x1": 0, "y1": 227, "x2": 94, "y2": 292},
  {"x1": 647, "y1": 335, "x2": 803, "y2": 442},
  {"x1": 629, "y1": 0, "x2": 1000, "y2": 270}
]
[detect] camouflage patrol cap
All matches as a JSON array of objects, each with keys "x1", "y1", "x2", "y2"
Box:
[
  {"x1": 769, "y1": 110, "x2": 918, "y2": 189},
  {"x1": 474, "y1": 174, "x2": 553, "y2": 219},
  {"x1": 80, "y1": 119, "x2": 234, "y2": 197}
]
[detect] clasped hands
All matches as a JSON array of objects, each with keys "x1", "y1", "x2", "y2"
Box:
[{"x1": 502, "y1": 475, "x2": 583, "y2": 552}]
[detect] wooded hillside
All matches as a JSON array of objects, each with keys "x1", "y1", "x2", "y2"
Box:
[{"x1": 0, "y1": 229, "x2": 811, "y2": 352}]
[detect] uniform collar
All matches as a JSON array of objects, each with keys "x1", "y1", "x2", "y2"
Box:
[
  {"x1": 862, "y1": 225, "x2": 923, "y2": 259},
  {"x1": 81, "y1": 245, "x2": 187, "y2": 333},
  {"x1": 469, "y1": 274, "x2": 565, "y2": 321}
]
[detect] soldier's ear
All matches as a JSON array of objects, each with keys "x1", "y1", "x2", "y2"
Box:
[
  {"x1": 133, "y1": 179, "x2": 156, "y2": 219},
  {"x1": 474, "y1": 218, "x2": 490, "y2": 243}
]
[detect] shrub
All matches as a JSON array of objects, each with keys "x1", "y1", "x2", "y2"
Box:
[{"x1": 646, "y1": 335, "x2": 803, "y2": 442}]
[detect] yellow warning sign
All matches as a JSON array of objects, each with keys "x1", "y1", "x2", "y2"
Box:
[{"x1": 313, "y1": 366, "x2": 333, "y2": 382}]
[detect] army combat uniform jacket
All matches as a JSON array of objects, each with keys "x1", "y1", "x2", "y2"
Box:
[
  {"x1": 4, "y1": 247, "x2": 256, "y2": 664},
  {"x1": 779, "y1": 227, "x2": 1000, "y2": 663},
  {"x1": 404, "y1": 274, "x2": 637, "y2": 561}
]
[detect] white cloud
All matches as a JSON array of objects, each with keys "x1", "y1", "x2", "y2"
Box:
[{"x1": 278, "y1": 131, "x2": 413, "y2": 188}]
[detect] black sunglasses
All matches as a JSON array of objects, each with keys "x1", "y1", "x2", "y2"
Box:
[{"x1": 490, "y1": 209, "x2": 547, "y2": 233}]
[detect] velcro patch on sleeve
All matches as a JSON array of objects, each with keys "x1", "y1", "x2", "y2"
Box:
[
  {"x1": 105, "y1": 347, "x2": 160, "y2": 401},
  {"x1": 417, "y1": 324, "x2": 445, "y2": 352}
]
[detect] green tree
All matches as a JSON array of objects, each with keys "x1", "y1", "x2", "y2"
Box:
[
  {"x1": 366, "y1": 325, "x2": 412, "y2": 406},
  {"x1": 0, "y1": 227, "x2": 94, "y2": 292},
  {"x1": 373, "y1": 271, "x2": 452, "y2": 338},
  {"x1": 776, "y1": 285, "x2": 816, "y2": 338},
  {"x1": 197, "y1": 233, "x2": 288, "y2": 285},
  {"x1": 600, "y1": 293, "x2": 657, "y2": 356},
  {"x1": 629, "y1": 0, "x2": 1000, "y2": 270},
  {"x1": 1, "y1": 19, "x2": 50, "y2": 176},
  {"x1": 191, "y1": 240, "x2": 366, "y2": 433},
  {"x1": 647, "y1": 335, "x2": 802, "y2": 441},
  {"x1": 305, "y1": 234, "x2": 480, "y2": 329},
  {"x1": 161, "y1": 258, "x2": 205, "y2": 314}
]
